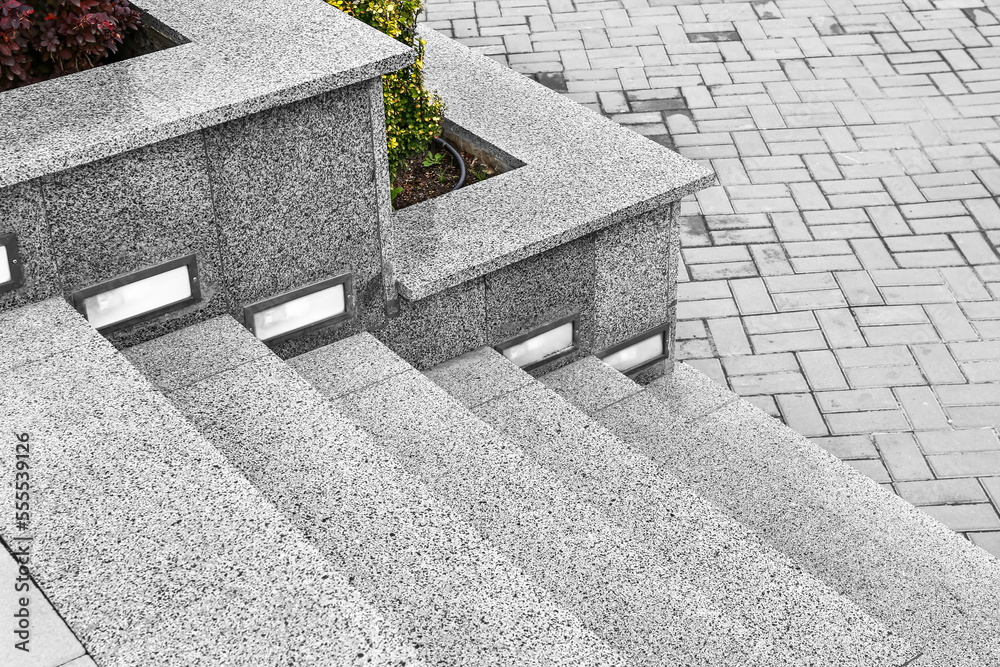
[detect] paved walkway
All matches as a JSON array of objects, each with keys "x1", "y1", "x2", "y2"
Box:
[{"x1": 421, "y1": 0, "x2": 1000, "y2": 557}]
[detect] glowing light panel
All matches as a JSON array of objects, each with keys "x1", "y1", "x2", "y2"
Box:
[
  {"x1": 251, "y1": 283, "x2": 347, "y2": 342},
  {"x1": 500, "y1": 321, "x2": 575, "y2": 368},
  {"x1": 602, "y1": 332, "x2": 665, "y2": 373},
  {"x1": 82, "y1": 265, "x2": 193, "y2": 330},
  {"x1": 0, "y1": 244, "x2": 10, "y2": 285}
]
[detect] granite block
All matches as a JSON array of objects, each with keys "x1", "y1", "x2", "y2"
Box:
[
  {"x1": 553, "y1": 357, "x2": 1000, "y2": 665},
  {"x1": 427, "y1": 349, "x2": 916, "y2": 664},
  {"x1": 0, "y1": 301, "x2": 419, "y2": 666},
  {"x1": 204, "y1": 83, "x2": 384, "y2": 351},
  {"x1": 539, "y1": 355, "x2": 642, "y2": 414},
  {"x1": 375, "y1": 279, "x2": 486, "y2": 369},
  {"x1": 643, "y1": 361, "x2": 736, "y2": 422},
  {"x1": 148, "y1": 327, "x2": 626, "y2": 667},
  {"x1": 41, "y1": 132, "x2": 227, "y2": 346},
  {"x1": 1, "y1": 0, "x2": 413, "y2": 189},
  {"x1": 485, "y1": 237, "x2": 595, "y2": 350},
  {"x1": 0, "y1": 180, "x2": 59, "y2": 310},
  {"x1": 0, "y1": 547, "x2": 85, "y2": 667},
  {"x1": 0, "y1": 298, "x2": 100, "y2": 372},
  {"x1": 313, "y1": 350, "x2": 779, "y2": 667},
  {"x1": 288, "y1": 331, "x2": 413, "y2": 399},
  {"x1": 423, "y1": 346, "x2": 534, "y2": 408},
  {"x1": 391, "y1": 29, "x2": 714, "y2": 301},
  {"x1": 593, "y1": 205, "x2": 678, "y2": 350},
  {"x1": 122, "y1": 316, "x2": 270, "y2": 391}
]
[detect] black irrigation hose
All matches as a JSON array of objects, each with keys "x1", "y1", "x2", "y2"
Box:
[{"x1": 433, "y1": 137, "x2": 466, "y2": 190}]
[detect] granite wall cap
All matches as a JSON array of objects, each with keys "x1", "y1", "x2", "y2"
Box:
[
  {"x1": 391, "y1": 28, "x2": 715, "y2": 301},
  {"x1": 0, "y1": 0, "x2": 413, "y2": 188}
]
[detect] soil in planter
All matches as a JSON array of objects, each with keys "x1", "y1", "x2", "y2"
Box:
[{"x1": 392, "y1": 145, "x2": 499, "y2": 211}]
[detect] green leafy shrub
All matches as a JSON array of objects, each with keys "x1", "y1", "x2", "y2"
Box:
[{"x1": 326, "y1": 0, "x2": 443, "y2": 180}]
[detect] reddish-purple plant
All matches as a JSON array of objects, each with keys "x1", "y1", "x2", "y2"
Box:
[
  {"x1": 0, "y1": 0, "x2": 34, "y2": 89},
  {"x1": 0, "y1": 0, "x2": 139, "y2": 90},
  {"x1": 30, "y1": 0, "x2": 139, "y2": 77}
]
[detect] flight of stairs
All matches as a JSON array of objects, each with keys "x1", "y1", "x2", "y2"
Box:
[{"x1": 4, "y1": 298, "x2": 1000, "y2": 665}]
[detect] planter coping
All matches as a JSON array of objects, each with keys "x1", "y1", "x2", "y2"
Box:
[
  {"x1": 392, "y1": 28, "x2": 715, "y2": 302},
  {"x1": 0, "y1": 0, "x2": 413, "y2": 189}
]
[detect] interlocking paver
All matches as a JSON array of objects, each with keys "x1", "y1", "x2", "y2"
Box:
[{"x1": 425, "y1": 0, "x2": 1000, "y2": 548}]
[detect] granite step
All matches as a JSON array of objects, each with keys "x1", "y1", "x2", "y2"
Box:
[
  {"x1": 424, "y1": 347, "x2": 921, "y2": 665},
  {"x1": 123, "y1": 316, "x2": 627, "y2": 667},
  {"x1": 541, "y1": 356, "x2": 1000, "y2": 666},
  {"x1": 0, "y1": 299, "x2": 421, "y2": 666},
  {"x1": 291, "y1": 332, "x2": 913, "y2": 667}
]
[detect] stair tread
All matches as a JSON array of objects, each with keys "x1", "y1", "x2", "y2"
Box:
[
  {"x1": 0, "y1": 300, "x2": 419, "y2": 666},
  {"x1": 296, "y1": 332, "x2": 908, "y2": 666},
  {"x1": 542, "y1": 356, "x2": 1000, "y2": 665},
  {"x1": 426, "y1": 347, "x2": 917, "y2": 664},
  {"x1": 127, "y1": 317, "x2": 626, "y2": 667}
]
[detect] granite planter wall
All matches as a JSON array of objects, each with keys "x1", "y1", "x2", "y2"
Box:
[
  {"x1": 0, "y1": 0, "x2": 411, "y2": 348},
  {"x1": 1, "y1": 0, "x2": 710, "y2": 374},
  {"x1": 375, "y1": 29, "x2": 711, "y2": 377}
]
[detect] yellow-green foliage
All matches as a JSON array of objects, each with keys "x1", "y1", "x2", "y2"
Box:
[{"x1": 327, "y1": 0, "x2": 444, "y2": 179}]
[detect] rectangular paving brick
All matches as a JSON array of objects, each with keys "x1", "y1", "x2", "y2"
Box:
[
  {"x1": 797, "y1": 349, "x2": 849, "y2": 390},
  {"x1": 835, "y1": 271, "x2": 884, "y2": 306},
  {"x1": 928, "y1": 451, "x2": 1000, "y2": 477},
  {"x1": 921, "y1": 504, "x2": 1000, "y2": 532},
  {"x1": 729, "y1": 371, "x2": 810, "y2": 395},
  {"x1": 936, "y1": 385, "x2": 998, "y2": 408},
  {"x1": 707, "y1": 317, "x2": 752, "y2": 356},
  {"x1": 812, "y1": 435, "x2": 879, "y2": 459},
  {"x1": 816, "y1": 309, "x2": 866, "y2": 347},
  {"x1": 729, "y1": 277, "x2": 776, "y2": 314},
  {"x1": 743, "y1": 311, "x2": 818, "y2": 334},
  {"x1": 773, "y1": 289, "x2": 848, "y2": 311},
  {"x1": 751, "y1": 330, "x2": 828, "y2": 353},
  {"x1": 895, "y1": 478, "x2": 989, "y2": 506},
  {"x1": 916, "y1": 429, "x2": 1000, "y2": 454},
  {"x1": 722, "y1": 352, "x2": 799, "y2": 375},
  {"x1": 895, "y1": 386, "x2": 952, "y2": 430},
  {"x1": 875, "y1": 433, "x2": 934, "y2": 481},
  {"x1": 776, "y1": 393, "x2": 828, "y2": 436},
  {"x1": 845, "y1": 364, "x2": 927, "y2": 388},
  {"x1": 827, "y1": 410, "x2": 911, "y2": 435},
  {"x1": 816, "y1": 388, "x2": 898, "y2": 413},
  {"x1": 911, "y1": 343, "x2": 967, "y2": 384}
]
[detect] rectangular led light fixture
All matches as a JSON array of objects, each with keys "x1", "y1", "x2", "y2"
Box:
[
  {"x1": 71, "y1": 254, "x2": 201, "y2": 332},
  {"x1": 243, "y1": 273, "x2": 354, "y2": 344},
  {"x1": 599, "y1": 322, "x2": 670, "y2": 375},
  {"x1": 495, "y1": 314, "x2": 579, "y2": 371},
  {"x1": 0, "y1": 233, "x2": 24, "y2": 295}
]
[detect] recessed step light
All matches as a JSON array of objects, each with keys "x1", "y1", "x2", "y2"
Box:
[
  {"x1": 71, "y1": 254, "x2": 200, "y2": 332},
  {"x1": 0, "y1": 233, "x2": 24, "y2": 295},
  {"x1": 495, "y1": 314, "x2": 579, "y2": 371},
  {"x1": 243, "y1": 273, "x2": 355, "y2": 344},
  {"x1": 599, "y1": 323, "x2": 670, "y2": 375}
]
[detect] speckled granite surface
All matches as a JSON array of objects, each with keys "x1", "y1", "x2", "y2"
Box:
[
  {"x1": 542, "y1": 358, "x2": 1000, "y2": 666},
  {"x1": 426, "y1": 347, "x2": 918, "y2": 664},
  {"x1": 126, "y1": 318, "x2": 629, "y2": 667},
  {"x1": 0, "y1": 299, "x2": 420, "y2": 666},
  {"x1": 0, "y1": 0, "x2": 411, "y2": 189},
  {"x1": 294, "y1": 332, "x2": 908, "y2": 666},
  {"x1": 390, "y1": 28, "x2": 714, "y2": 301}
]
